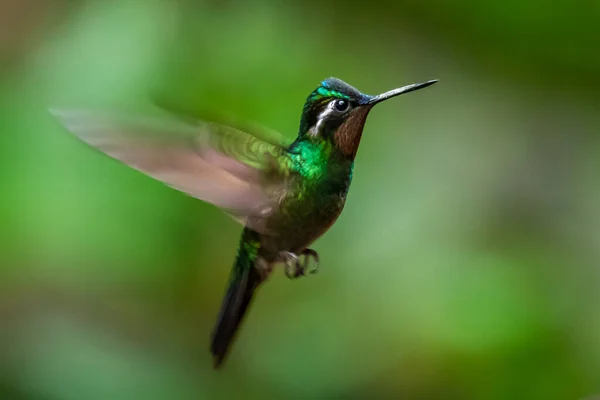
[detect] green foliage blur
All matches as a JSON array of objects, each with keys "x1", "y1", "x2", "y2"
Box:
[{"x1": 0, "y1": 0, "x2": 599, "y2": 398}]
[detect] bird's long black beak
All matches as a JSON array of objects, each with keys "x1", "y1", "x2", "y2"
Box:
[{"x1": 368, "y1": 80, "x2": 438, "y2": 105}]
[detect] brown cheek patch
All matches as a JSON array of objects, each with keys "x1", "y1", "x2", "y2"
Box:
[{"x1": 333, "y1": 106, "x2": 373, "y2": 159}]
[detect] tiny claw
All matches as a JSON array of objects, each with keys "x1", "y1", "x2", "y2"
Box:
[
  {"x1": 301, "y1": 248, "x2": 320, "y2": 274},
  {"x1": 281, "y1": 251, "x2": 301, "y2": 279},
  {"x1": 280, "y1": 249, "x2": 320, "y2": 279}
]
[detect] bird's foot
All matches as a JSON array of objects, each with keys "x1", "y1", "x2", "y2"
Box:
[
  {"x1": 281, "y1": 249, "x2": 320, "y2": 279},
  {"x1": 281, "y1": 251, "x2": 301, "y2": 279},
  {"x1": 300, "y1": 248, "x2": 319, "y2": 275}
]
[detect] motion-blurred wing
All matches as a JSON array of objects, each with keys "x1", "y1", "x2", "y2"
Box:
[
  {"x1": 50, "y1": 108, "x2": 293, "y2": 233},
  {"x1": 152, "y1": 96, "x2": 291, "y2": 151}
]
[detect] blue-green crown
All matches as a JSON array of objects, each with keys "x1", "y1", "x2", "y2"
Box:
[{"x1": 316, "y1": 78, "x2": 362, "y2": 100}]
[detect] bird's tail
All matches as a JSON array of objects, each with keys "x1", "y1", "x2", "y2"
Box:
[{"x1": 210, "y1": 229, "x2": 263, "y2": 368}]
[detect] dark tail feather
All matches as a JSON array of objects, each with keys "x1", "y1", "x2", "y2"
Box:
[{"x1": 210, "y1": 241, "x2": 262, "y2": 368}]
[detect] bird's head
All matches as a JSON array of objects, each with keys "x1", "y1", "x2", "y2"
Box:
[{"x1": 298, "y1": 77, "x2": 437, "y2": 158}]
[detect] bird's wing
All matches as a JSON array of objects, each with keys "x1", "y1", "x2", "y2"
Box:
[
  {"x1": 151, "y1": 96, "x2": 291, "y2": 151},
  {"x1": 50, "y1": 108, "x2": 293, "y2": 234}
]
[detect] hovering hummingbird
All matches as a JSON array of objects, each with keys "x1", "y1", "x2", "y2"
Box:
[{"x1": 51, "y1": 77, "x2": 437, "y2": 367}]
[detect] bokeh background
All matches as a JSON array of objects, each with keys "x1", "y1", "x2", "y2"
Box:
[{"x1": 0, "y1": 0, "x2": 599, "y2": 399}]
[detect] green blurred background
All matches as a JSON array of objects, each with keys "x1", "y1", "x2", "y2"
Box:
[{"x1": 0, "y1": 0, "x2": 599, "y2": 399}]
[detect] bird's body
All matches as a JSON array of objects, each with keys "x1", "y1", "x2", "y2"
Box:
[
  {"x1": 51, "y1": 76, "x2": 436, "y2": 368},
  {"x1": 209, "y1": 118, "x2": 357, "y2": 365},
  {"x1": 262, "y1": 140, "x2": 352, "y2": 258}
]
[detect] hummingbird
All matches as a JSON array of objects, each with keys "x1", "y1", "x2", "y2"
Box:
[{"x1": 51, "y1": 77, "x2": 437, "y2": 367}]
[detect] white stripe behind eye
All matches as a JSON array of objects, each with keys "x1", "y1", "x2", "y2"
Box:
[{"x1": 309, "y1": 100, "x2": 337, "y2": 138}]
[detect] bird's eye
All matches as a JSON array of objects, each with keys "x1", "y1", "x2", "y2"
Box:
[{"x1": 334, "y1": 99, "x2": 349, "y2": 112}]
